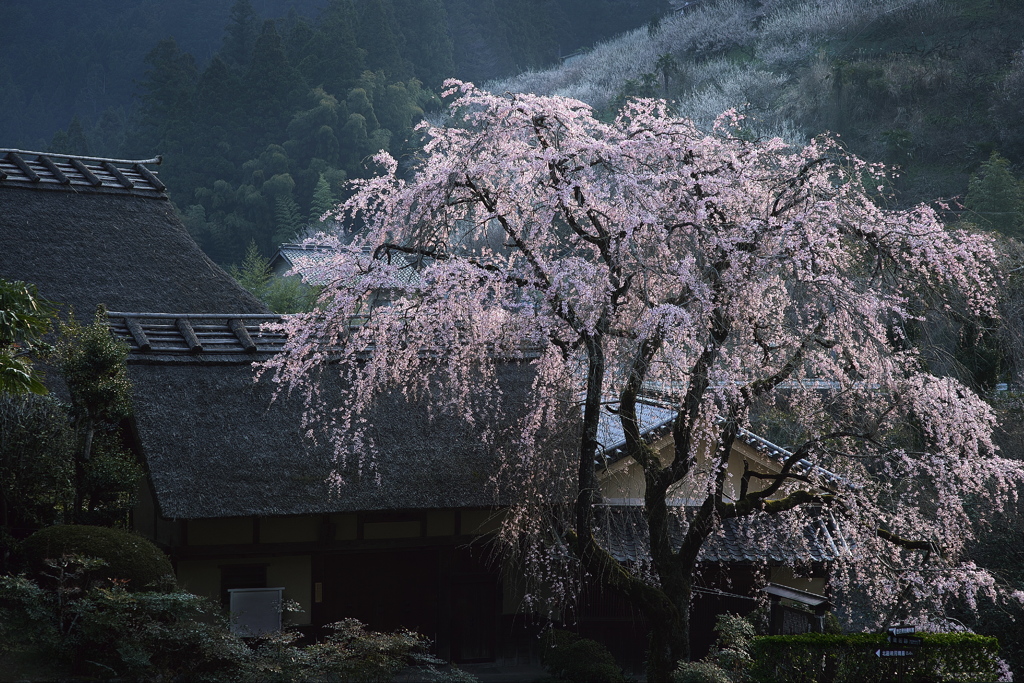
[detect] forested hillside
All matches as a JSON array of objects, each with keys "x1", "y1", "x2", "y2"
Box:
[
  {"x1": 1, "y1": 0, "x2": 668, "y2": 265},
  {"x1": 495, "y1": 0, "x2": 1024, "y2": 216}
]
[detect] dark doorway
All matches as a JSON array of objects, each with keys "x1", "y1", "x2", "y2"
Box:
[
  {"x1": 323, "y1": 548, "x2": 440, "y2": 640},
  {"x1": 448, "y1": 545, "x2": 500, "y2": 662}
]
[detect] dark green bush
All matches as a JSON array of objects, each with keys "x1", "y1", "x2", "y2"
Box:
[
  {"x1": 0, "y1": 557, "x2": 243, "y2": 680},
  {"x1": 251, "y1": 618, "x2": 476, "y2": 683},
  {"x1": 540, "y1": 628, "x2": 628, "y2": 683},
  {"x1": 750, "y1": 632, "x2": 1002, "y2": 683},
  {"x1": 21, "y1": 525, "x2": 174, "y2": 591}
]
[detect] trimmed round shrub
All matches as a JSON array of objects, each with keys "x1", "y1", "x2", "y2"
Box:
[
  {"x1": 540, "y1": 628, "x2": 627, "y2": 683},
  {"x1": 20, "y1": 525, "x2": 174, "y2": 591}
]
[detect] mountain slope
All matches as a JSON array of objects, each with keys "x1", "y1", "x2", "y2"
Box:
[{"x1": 489, "y1": 0, "x2": 1024, "y2": 205}]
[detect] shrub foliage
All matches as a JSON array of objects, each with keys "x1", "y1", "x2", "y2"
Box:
[{"x1": 540, "y1": 628, "x2": 627, "y2": 683}]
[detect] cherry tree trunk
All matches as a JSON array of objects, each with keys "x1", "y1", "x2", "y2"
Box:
[{"x1": 644, "y1": 581, "x2": 691, "y2": 682}]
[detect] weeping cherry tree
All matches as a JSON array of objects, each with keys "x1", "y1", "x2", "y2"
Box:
[{"x1": 262, "y1": 81, "x2": 1024, "y2": 680}]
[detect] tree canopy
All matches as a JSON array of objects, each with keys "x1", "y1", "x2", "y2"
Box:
[{"x1": 263, "y1": 83, "x2": 1024, "y2": 679}]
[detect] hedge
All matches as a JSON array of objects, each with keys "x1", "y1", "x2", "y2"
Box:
[{"x1": 750, "y1": 632, "x2": 1001, "y2": 683}]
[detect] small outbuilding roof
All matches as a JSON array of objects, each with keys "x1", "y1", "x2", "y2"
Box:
[
  {"x1": 270, "y1": 243, "x2": 338, "y2": 284},
  {"x1": 598, "y1": 398, "x2": 845, "y2": 486},
  {"x1": 271, "y1": 242, "x2": 424, "y2": 287}
]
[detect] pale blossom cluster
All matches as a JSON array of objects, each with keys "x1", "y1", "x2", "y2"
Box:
[{"x1": 490, "y1": 0, "x2": 952, "y2": 139}]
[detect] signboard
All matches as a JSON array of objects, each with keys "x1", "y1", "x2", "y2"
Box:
[
  {"x1": 888, "y1": 635, "x2": 923, "y2": 646},
  {"x1": 887, "y1": 624, "x2": 917, "y2": 636},
  {"x1": 228, "y1": 587, "x2": 284, "y2": 637},
  {"x1": 876, "y1": 649, "x2": 915, "y2": 658}
]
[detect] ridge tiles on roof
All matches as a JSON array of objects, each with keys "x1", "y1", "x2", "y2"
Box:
[
  {"x1": 0, "y1": 149, "x2": 165, "y2": 197},
  {"x1": 107, "y1": 312, "x2": 285, "y2": 359}
]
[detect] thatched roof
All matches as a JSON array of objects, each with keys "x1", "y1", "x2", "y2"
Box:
[
  {"x1": 0, "y1": 151, "x2": 267, "y2": 316},
  {"x1": 123, "y1": 331, "x2": 541, "y2": 519}
]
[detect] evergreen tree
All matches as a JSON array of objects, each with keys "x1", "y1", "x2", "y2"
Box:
[
  {"x1": 357, "y1": 0, "x2": 412, "y2": 80},
  {"x1": 54, "y1": 309, "x2": 141, "y2": 527},
  {"x1": 88, "y1": 106, "x2": 129, "y2": 158},
  {"x1": 285, "y1": 14, "x2": 317, "y2": 68},
  {"x1": 241, "y1": 21, "x2": 306, "y2": 149},
  {"x1": 261, "y1": 170, "x2": 303, "y2": 243},
  {"x1": 274, "y1": 194, "x2": 304, "y2": 244},
  {"x1": 496, "y1": 0, "x2": 557, "y2": 72},
  {"x1": 391, "y1": 0, "x2": 454, "y2": 89},
  {"x1": 48, "y1": 116, "x2": 92, "y2": 155},
  {"x1": 230, "y1": 241, "x2": 320, "y2": 314},
  {"x1": 444, "y1": 0, "x2": 505, "y2": 83},
  {"x1": 221, "y1": 0, "x2": 259, "y2": 70},
  {"x1": 136, "y1": 38, "x2": 198, "y2": 136},
  {"x1": 196, "y1": 56, "x2": 240, "y2": 127},
  {"x1": 309, "y1": 173, "x2": 337, "y2": 225},
  {"x1": 966, "y1": 151, "x2": 1024, "y2": 237},
  {"x1": 310, "y1": 0, "x2": 366, "y2": 95},
  {"x1": 229, "y1": 240, "x2": 272, "y2": 298},
  {"x1": 655, "y1": 53, "x2": 678, "y2": 94},
  {"x1": 193, "y1": 56, "x2": 242, "y2": 183},
  {"x1": 128, "y1": 38, "x2": 198, "y2": 193}
]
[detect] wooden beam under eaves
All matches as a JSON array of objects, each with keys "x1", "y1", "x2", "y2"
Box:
[
  {"x1": 6, "y1": 152, "x2": 40, "y2": 182},
  {"x1": 133, "y1": 162, "x2": 166, "y2": 192},
  {"x1": 69, "y1": 158, "x2": 102, "y2": 186},
  {"x1": 102, "y1": 161, "x2": 134, "y2": 189}
]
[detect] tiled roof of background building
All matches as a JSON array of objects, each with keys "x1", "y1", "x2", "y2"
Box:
[{"x1": 594, "y1": 504, "x2": 844, "y2": 565}]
